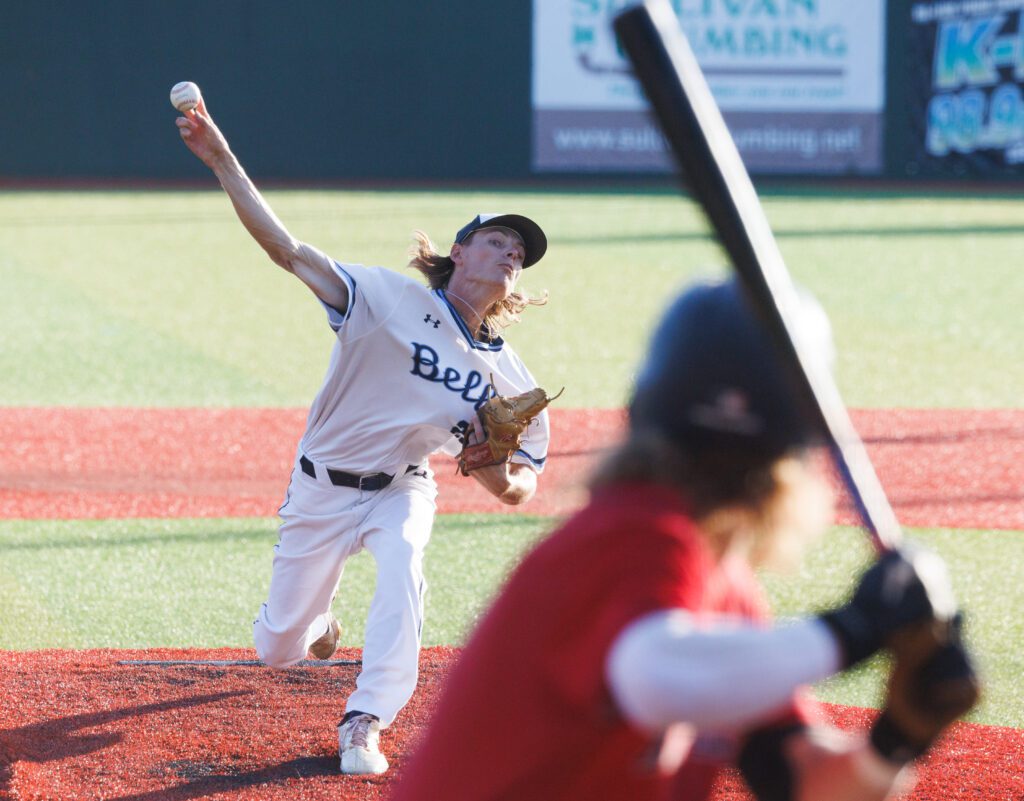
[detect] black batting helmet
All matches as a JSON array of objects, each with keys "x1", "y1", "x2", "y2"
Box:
[{"x1": 629, "y1": 277, "x2": 833, "y2": 460}]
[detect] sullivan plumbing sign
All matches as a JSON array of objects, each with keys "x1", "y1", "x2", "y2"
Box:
[{"x1": 532, "y1": 0, "x2": 886, "y2": 174}]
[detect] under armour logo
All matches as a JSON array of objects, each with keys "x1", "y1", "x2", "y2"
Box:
[{"x1": 424, "y1": 314, "x2": 441, "y2": 328}]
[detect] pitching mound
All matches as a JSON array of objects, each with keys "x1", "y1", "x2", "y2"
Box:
[{"x1": 1, "y1": 648, "x2": 1020, "y2": 801}]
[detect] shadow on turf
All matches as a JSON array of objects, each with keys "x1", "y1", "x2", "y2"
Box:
[
  {"x1": 862, "y1": 425, "x2": 1024, "y2": 445},
  {"x1": 890, "y1": 491, "x2": 1024, "y2": 509},
  {"x1": 0, "y1": 691, "x2": 250, "y2": 766},
  {"x1": 0, "y1": 526, "x2": 274, "y2": 552},
  {"x1": 556, "y1": 223, "x2": 1024, "y2": 244},
  {"x1": 107, "y1": 756, "x2": 341, "y2": 801}
]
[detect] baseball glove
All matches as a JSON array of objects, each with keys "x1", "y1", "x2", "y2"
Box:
[{"x1": 458, "y1": 382, "x2": 563, "y2": 476}]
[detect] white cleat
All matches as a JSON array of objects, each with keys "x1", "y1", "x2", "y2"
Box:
[{"x1": 338, "y1": 713, "x2": 389, "y2": 775}]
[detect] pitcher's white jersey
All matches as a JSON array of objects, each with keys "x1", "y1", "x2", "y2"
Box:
[{"x1": 299, "y1": 261, "x2": 550, "y2": 476}]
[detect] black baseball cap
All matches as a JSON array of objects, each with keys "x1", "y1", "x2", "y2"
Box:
[
  {"x1": 629, "y1": 278, "x2": 833, "y2": 460},
  {"x1": 454, "y1": 214, "x2": 548, "y2": 268}
]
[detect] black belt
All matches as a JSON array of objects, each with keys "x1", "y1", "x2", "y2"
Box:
[{"x1": 300, "y1": 455, "x2": 417, "y2": 491}]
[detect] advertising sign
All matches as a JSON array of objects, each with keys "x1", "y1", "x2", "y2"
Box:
[
  {"x1": 907, "y1": 0, "x2": 1024, "y2": 175},
  {"x1": 532, "y1": 0, "x2": 887, "y2": 174}
]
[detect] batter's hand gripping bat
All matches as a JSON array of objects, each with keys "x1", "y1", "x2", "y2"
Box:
[{"x1": 613, "y1": 0, "x2": 901, "y2": 552}]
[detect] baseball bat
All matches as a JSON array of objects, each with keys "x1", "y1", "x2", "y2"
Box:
[{"x1": 613, "y1": 0, "x2": 901, "y2": 552}]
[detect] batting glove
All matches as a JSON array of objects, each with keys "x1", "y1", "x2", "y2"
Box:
[
  {"x1": 819, "y1": 545, "x2": 958, "y2": 669},
  {"x1": 870, "y1": 613, "x2": 981, "y2": 764}
]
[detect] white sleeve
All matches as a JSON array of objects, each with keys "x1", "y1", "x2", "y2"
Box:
[
  {"x1": 605, "y1": 609, "x2": 842, "y2": 733},
  {"x1": 320, "y1": 261, "x2": 413, "y2": 334},
  {"x1": 319, "y1": 262, "x2": 359, "y2": 331}
]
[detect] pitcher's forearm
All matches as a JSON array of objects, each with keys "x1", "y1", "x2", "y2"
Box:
[
  {"x1": 208, "y1": 153, "x2": 345, "y2": 307},
  {"x1": 470, "y1": 462, "x2": 538, "y2": 505},
  {"x1": 175, "y1": 97, "x2": 347, "y2": 310},
  {"x1": 210, "y1": 153, "x2": 302, "y2": 270}
]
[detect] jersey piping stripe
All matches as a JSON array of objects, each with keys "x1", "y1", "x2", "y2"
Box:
[
  {"x1": 322, "y1": 261, "x2": 359, "y2": 331},
  {"x1": 276, "y1": 476, "x2": 294, "y2": 517},
  {"x1": 515, "y1": 449, "x2": 546, "y2": 470},
  {"x1": 435, "y1": 289, "x2": 505, "y2": 352}
]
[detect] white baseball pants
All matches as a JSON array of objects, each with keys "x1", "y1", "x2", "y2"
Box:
[{"x1": 253, "y1": 453, "x2": 438, "y2": 728}]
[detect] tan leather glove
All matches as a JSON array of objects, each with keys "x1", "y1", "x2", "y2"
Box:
[{"x1": 458, "y1": 385, "x2": 562, "y2": 476}]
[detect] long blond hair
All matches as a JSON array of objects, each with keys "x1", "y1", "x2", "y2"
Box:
[
  {"x1": 407, "y1": 229, "x2": 547, "y2": 340},
  {"x1": 589, "y1": 430, "x2": 834, "y2": 570}
]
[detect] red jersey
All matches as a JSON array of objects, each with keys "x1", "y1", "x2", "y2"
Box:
[{"x1": 391, "y1": 482, "x2": 802, "y2": 801}]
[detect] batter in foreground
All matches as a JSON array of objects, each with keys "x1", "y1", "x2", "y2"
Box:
[
  {"x1": 392, "y1": 279, "x2": 979, "y2": 801},
  {"x1": 174, "y1": 93, "x2": 554, "y2": 775}
]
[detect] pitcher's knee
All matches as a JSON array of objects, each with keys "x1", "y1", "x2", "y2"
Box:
[
  {"x1": 259, "y1": 647, "x2": 302, "y2": 670},
  {"x1": 254, "y1": 624, "x2": 306, "y2": 669}
]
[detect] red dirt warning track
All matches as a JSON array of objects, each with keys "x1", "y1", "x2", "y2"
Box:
[
  {"x1": 1, "y1": 407, "x2": 1022, "y2": 529},
  {"x1": 1, "y1": 648, "x2": 1019, "y2": 801}
]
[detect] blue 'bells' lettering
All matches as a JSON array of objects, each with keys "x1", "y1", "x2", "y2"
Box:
[{"x1": 410, "y1": 342, "x2": 491, "y2": 407}]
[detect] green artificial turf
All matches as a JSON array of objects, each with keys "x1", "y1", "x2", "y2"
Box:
[
  {"x1": 1, "y1": 515, "x2": 1020, "y2": 728},
  {"x1": 1, "y1": 188, "x2": 1021, "y2": 408},
  {"x1": 1, "y1": 186, "x2": 1020, "y2": 732},
  {"x1": 761, "y1": 526, "x2": 1024, "y2": 729},
  {"x1": 0, "y1": 515, "x2": 549, "y2": 651}
]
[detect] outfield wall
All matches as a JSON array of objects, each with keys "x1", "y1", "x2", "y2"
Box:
[
  {"x1": 2, "y1": 1, "x2": 1022, "y2": 182},
  {"x1": 0, "y1": 1, "x2": 534, "y2": 181}
]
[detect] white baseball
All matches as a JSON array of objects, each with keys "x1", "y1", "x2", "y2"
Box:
[{"x1": 170, "y1": 81, "x2": 202, "y2": 113}]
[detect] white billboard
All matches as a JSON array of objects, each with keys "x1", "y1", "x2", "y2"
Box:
[{"x1": 533, "y1": 0, "x2": 887, "y2": 173}]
